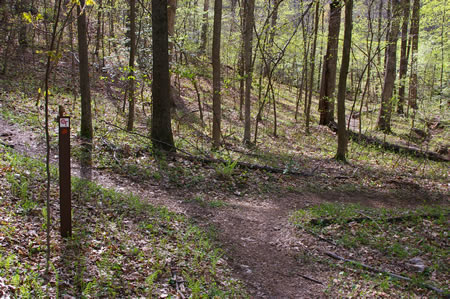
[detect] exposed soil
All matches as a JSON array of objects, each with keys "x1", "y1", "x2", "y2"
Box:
[{"x1": 0, "y1": 116, "x2": 445, "y2": 298}]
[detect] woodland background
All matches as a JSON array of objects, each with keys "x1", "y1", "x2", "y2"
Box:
[{"x1": 0, "y1": 0, "x2": 448, "y2": 297}]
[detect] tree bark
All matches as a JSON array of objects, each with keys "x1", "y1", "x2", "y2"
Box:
[
  {"x1": 77, "y1": 0, "x2": 93, "y2": 141},
  {"x1": 408, "y1": 0, "x2": 420, "y2": 111},
  {"x1": 318, "y1": 0, "x2": 341, "y2": 126},
  {"x1": 397, "y1": 0, "x2": 410, "y2": 114},
  {"x1": 168, "y1": 0, "x2": 176, "y2": 58},
  {"x1": 305, "y1": 0, "x2": 320, "y2": 134},
  {"x1": 200, "y1": 0, "x2": 209, "y2": 54},
  {"x1": 94, "y1": 0, "x2": 102, "y2": 61},
  {"x1": 243, "y1": 0, "x2": 255, "y2": 145},
  {"x1": 126, "y1": 0, "x2": 136, "y2": 131},
  {"x1": 377, "y1": 0, "x2": 401, "y2": 133},
  {"x1": 212, "y1": 0, "x2": 222, "y2": 148},
  {"x1": 336, "y1": 0, "x2": 353, "y2": 161},
  {"x1": 152, "y1": 0, "x2": 175, "y2": 152}
]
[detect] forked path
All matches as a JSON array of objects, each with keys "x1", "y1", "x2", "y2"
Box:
[{"x1": 1, "y1": 116, "x2": 340, "y2": 298}]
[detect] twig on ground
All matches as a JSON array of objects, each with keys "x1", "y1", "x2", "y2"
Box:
[
  {"x1": 297, "y1": 273, "x2": 324, "y2": 285},
  {"x1": 324, "y1": 251, "x2": 445, "y2": 294}
]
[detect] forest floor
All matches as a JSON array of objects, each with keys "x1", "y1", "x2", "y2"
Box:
[
  {"x1": 1, "y1": 104, "x2": 449, "y2": 298},
  {"x1": 0, "y1": 53, "x2": 449, "y2": 297}
]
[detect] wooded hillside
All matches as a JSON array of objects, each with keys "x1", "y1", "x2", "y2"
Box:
[{"x1": 0, "y1": 0, "x2": 448, "y2": 297}]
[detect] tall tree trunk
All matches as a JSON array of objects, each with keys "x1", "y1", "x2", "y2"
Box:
[
  {"x1": 94, "y1": 0, "x2": 102, "y2": 61},
  {"x1": 296, "y1": 10, "x2": 309, "y2": 121},
  {"x1": 68, "y1": 9, "x2": 78, "y2": 105},
  {"x1": 316, "y1": 8, "x2": 325, "y2": 91},
  {"x1": 377, "y1": 0, "x2": 402, "y2": 132},
  {"x1": 377, "y1": 0, "x2": 383, "y2": 68},
  {"x1": 383, "y1": 0, "x2": 392, "y2": 73},
  {"x1": 77, "y1": 0, "x2": 93, "y2": 141},
  {"x1": 243, "y1": 0, "x2": 255, "y2": 145},
  {"x1": 127, "y1": 0, "x2": 136, "y2": 131},
  {"x1": 200, "y1": 0, "x2": 209, "y2": 54},
  {"x1": 305, "y1": 0, "x2": 320, "y2": 134},
  {"x1": 397, "y1": 0, "x2": 410, "y2": 114},
  {"x1": 168, "y1": 0, "x2": 177, "y2": 58},
  {"x1": 77, "y1": 0, "x2": 93, "y2": 179},
  {"x1": 440, "y1": 7, "x2": 445, "y2": 110},
  {"x1": 168, "y1": 0, "x2": 177, "y2": 109},
  {"x1": 212, "y1": 0, "x2": 222, "y2": 148},
  {"x1": 238, "y1": 1, "x2": 244, "y2": 120},
  {"x1": 359, "y1": 0, "x2": 375, "y2": 133},
  {"x1": 318, "y1": 0, "x2": 341, "y2": 126},
  {"x1": 152, "y1": 0, "x2": 175, "y2": 152},
  {"x1": 336, "y1": 0, "x2": 353, "y2": 162},
  {"x1": 408, "y1": 0, "x2": 420, "y2": 111}
]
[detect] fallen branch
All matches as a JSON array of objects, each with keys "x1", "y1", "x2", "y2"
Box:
[
  {"x1": 297, "y1": 274, "x2": 324, "y2": 285},
  {"x1": 325, "y1": 251, "x2": 445, "y2": 294},
  {"x1": 327, "y1": 122, "x2": 449, "y2": 162},
  {"x1": 99, "y1": 120, "x2": 315, "y2": 177}
]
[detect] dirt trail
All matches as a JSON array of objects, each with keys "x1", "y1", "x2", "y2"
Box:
[{"x1": 1, "y1": 116, "x2": 336, "y2": 298}]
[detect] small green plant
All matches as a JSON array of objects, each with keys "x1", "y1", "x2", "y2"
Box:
[
  {"x1": 18, "y1": 199, "x2": 37, "y2": 215},
  {"x1": 215, "y1": 159, "x2": 238, "y2": 180}
]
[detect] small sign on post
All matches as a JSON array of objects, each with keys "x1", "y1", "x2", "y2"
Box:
[{"x1": 58, "y1": 115, "x2": 71, "y2": 238}]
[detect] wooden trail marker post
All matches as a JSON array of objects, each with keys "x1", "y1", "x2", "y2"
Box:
[{"x1": 58, "y1": 115, "x2": 72, "y2": 237}]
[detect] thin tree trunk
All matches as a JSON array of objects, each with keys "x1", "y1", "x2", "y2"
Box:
[
  {"x1": 408, "y1": 0, "x2": 419, "y2": 111},
  {"x1": 212, "y1": 0, "x2": 222, "y2": 148},
  {"x1": 200, "y1": 0, "x2": 209, "y2": 54},
  {"x1": 336, "y1": 0, "x2": 353, "y2": 161},
  {"x1": 439, "y1": 8, "x2": 445, "y2": 110},
  {"x1": 68, "y1": 9, "x2": 77, "y2": 106},
  {"x1": 305, "y1": 0, "x2": 320, "y2": 134},
  {"x1": 238, "y1": 2, "x2": 244, "y2": 120},
  {"x1": 377, "y1": 0, "x2": 401, "y2": 132},
  {"x1": 317, "y1": 8, "x2": 325, "y2": 91},
  {"x1": 397, "y1": 0, "x2": 410, "y2": 114},
  {"x1": 377, "y1": 0, "x2": 383, "y2": 71},
  {"x1": 94, "y1": 0, "x2": 102, "y2": 61},
  {"x1": 243, "y1": 0, "x2": 255, "y2": 144},
  {"x1": 127, "y1": 0, "x2": 136, "y2": 131},
  {"x1": 168, "y1": 0, "x2": 177, "y2": 58}
]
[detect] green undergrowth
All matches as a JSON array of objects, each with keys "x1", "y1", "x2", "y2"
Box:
[
  {"x1": 0, "y1": 146, "x2": 246, "y2": 297},
  {"x1": 291, "y1": 202, "x2": 449, "y2": 296}
]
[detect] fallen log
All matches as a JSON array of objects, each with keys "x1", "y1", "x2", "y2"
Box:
[
  {"x1": 176, "y1": 153, "x2": 315, "y2": 177},
  {"x1": 327, "y1": 122, "x2": 449, "y2": 162},
  {"x1": 99, "y1": 120, "x2": 315, "y2": 177},
  {"x1": 325, "y1": 251, "x2": 445, "y2": 295}
]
